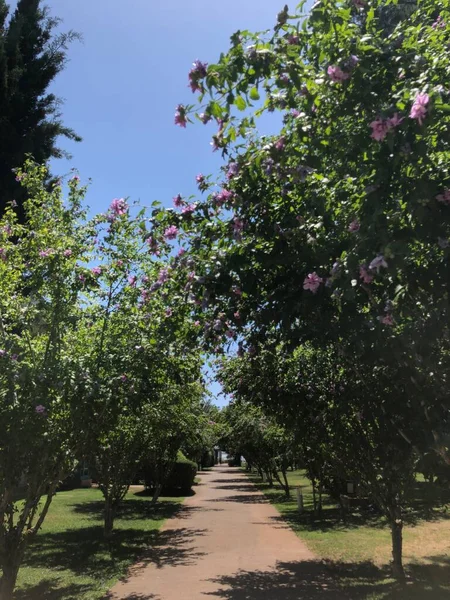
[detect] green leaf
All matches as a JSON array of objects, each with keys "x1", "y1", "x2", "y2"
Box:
[
  {"x1": 250, "y1": 87, "x2": 260, "y2": 101},
  {"x1": 235, "y1": 95, "x2": 247, "y2": 111}
]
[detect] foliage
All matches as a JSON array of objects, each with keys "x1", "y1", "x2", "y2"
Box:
[
  {"x1": 164, "y1": 452, "x2": 197, "y2": 493},
  {"x1": 0, "y1": 0, "x2": 81, "y2": 222},
  {"x1": 165, "y1": 0, "x2": 450, "y2": 578}
]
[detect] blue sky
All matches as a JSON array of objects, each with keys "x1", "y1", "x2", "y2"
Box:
[{"x1": 37, "y1": 0, "x2": 287, "y2": 406}]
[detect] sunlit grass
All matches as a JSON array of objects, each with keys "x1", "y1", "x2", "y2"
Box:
[{"x1": 15, "y1": 486, "x2": 184, "y2": 600}]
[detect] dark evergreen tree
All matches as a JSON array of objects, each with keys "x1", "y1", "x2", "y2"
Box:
[{"x1": 0, "y1": 0, "x2": 81, "y2": 222}]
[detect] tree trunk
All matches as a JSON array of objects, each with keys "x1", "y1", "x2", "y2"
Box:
[
  {"x1": 104, "y1": 498, "x2": 116, "y2": 540},
  {"x1": 151, "y1": 483, "x2": 163, "y2": 505},
  {"x1": 281, "y1": 469, "x2": 291, "y2": 497},
  {"x1": 0, "y1": 560, "x2": 20, "y2": 600},
  {"x1": 390, "y1": 513, "x2": 405, "y2": 580},
  {"x1": 312, "y1": 479, "x2": 317, "y2": 514}
]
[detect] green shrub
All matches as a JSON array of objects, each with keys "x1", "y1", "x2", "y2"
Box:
[{"x1": 164, "y1": 452, "x2": 197, "y2": 493}]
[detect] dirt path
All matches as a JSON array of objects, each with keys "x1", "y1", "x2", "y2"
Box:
[{"x1": 107, "y1": 466, "x2": 344, "y2": 599}]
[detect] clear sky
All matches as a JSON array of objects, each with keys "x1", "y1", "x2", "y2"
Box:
[{"x1": 36, "y1": 0, "x2": 287, "y2": 406}]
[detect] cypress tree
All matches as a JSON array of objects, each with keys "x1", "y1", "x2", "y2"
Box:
[{"x1": 0, "y1": 0, "x2": 81, "y2": 222}]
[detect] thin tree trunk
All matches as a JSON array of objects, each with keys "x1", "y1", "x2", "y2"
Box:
[
  {"x1": 0, "y1": 557, "x2": 21, "y2": 600},
  {"x1": 282, "y1": 469, "x2": 291, "y2": 498},
  {"x1": 104, "y1": 497, "x2": 116, "y2": 540},
  {"x1": 151, "y1": 483, "x2": 163, "y2": 505},
  {"x1": 312, "y1": 479, "x2": 317, "y2": 514},
  {"x1": 390, "y1": 507, "x2": 405, "y2": 580}
]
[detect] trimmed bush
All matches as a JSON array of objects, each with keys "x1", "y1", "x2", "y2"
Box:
[{"x1": 164, "y1": 452, "x2": 197, "y2": 493}]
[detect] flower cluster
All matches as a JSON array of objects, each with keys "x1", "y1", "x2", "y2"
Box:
[
  {"x1": 410, "y1": 93, "x2": 429, "y2": 125},
  {"x1": 188, "y1": 60, "x2": 208, "y2": 93},
  {"x1": 174, "y1": 104, "x2": 187, "y2": 128},
  {"x1": 370, "y1": 113, "x2": 403, "y2": 141}
]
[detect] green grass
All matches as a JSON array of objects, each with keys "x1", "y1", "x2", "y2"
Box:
[
  {"x1": 14, "y1": 486, "x2": 185, "y2": 600},
  {"x1": 245, "y1": 469, "x2": 450, "y2": 599}
]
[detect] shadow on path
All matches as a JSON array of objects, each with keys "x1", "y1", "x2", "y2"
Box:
[{"x1": 205, "y1": 558, "x2": 450, "y2": 600}]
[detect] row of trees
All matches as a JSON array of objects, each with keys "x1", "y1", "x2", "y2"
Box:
[
  {"x1": 0, "y1": 162, "x2": 220, "y2": 599},
  {"x1": 158, "y1": 0, "x2": 450, "y2": 580}
]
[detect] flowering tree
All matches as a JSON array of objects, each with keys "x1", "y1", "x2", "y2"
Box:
[
  {"x1": 0, "y1": 163, "x2": 91, "y2": 599},
  {"x1": 163, "y1": 0, "x2": 450, "y2": 578}
]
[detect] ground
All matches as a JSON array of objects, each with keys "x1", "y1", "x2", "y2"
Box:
[
  {"x1": 248, "y1": 469, "x2": 450, "y2": 599},
  {"x1": 13, "y1": 467, "x2": 450, "y2": 599},
  {"x1": 15, "y1": 487, "x2": 184, "y2": 600}
]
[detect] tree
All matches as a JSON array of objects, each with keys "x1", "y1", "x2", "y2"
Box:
[
  {"x1": 0, "y1": 0, "x2": 81, "y2": 222},
  {"x1": 159, "y1": 0, "x2": 450, "y2": 578},
  {"x1": 0, "y1": 162, "x2": 91, "y2": 599}
]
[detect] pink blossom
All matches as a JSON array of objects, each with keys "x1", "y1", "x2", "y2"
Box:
[
  {"x1": 0, "y1": 349, "x2": 5, "y2": 357},
  {"x1": 117, "y1": 259, "x2": 124, "y2": 267},
  {"x1": 63, "y1": 249, "x2": 73, "y2": 257},
  {"x1": 164, "y1": 225, "x2": 179, "y2": 240},
  {"x1": 232, "y1": 217, "x2": 244, "y2": 239},
  {"x1": 79, "y1": 274, "x2": 86, "y2": 283},
  {"x1": 91, "y1": 266, "x2": 102, "y2": 276},
  {"x1": 436, "y1": 189, "x2": 450, "y2": 205},
  {"x1": 227, "y1": 163, "x2": 239, "y2": 179},
  {"x1": 359, "y1": 265, "x2": 374, "y2": 284},
  {"x1": 178, "y1": 248, "x2": 186, "y2": 257},
  {"x1": 174, "y1": 104, "x2": 187, "y2": 128},
  {"x1": 410, "y1": 93, "x2": 429, "y2": 125},
  {"x1": 146, "y1": 237, "x2": 159, "y2": 254},
  {"x1": 327, "y1": 65, "x2": 350, "y2": 83},
  {"x1": 165, "y1": 308, "x2": 173, "y2": 317},
  {"x1": 71, "y1": 175, "x2": 80, "y2": 182},
  {"x1": 173, "y1": 194, "x2": 184, "y2": 208},
  {"x1": 232, "y1": 286, "x2": 242, "y2": 296},
  {"x1": 288, "y1": 34, "x2": 299, "y2": 45},
  {"x1": 35, "y1": 405, "x2": 46, "y2": 414},
  {"x1": 11, "y1": 354, "x2": 18, "y2": 361},
  {"x1": 128, "y1": 275, "x2": 137, "y2": 287},
  {"x1": 348, "y1": 220, "x2": 360, "y2": 232},
  {"x1": 2, "y1": 225, "x2": 12, "y2": 236},
  {"x1": 432, "y1": 15, "x2": 445, "y2": 28},
  {"x1": 158, "y1": 269, "x2": 169, "y2": 283},
  {"x1": 303, "y1": 272, "x2": 323, "y2": 293},
  {"x1": 388, "y1": 113, "x2": 404, "y2": 128},
  {"x1": 182, "y1": 203, "x2": 196, "y2": 215},
  {"x1": 110, "y1": 198, "x2": 128, "y2": 216},
  {"x1": 120, "y1": 374, "x2": 128, "y2": 383},
  {"x1": 215, "y1": 189, "x2": 233, "y2": 207},
  {"x1": 370, "y1": 118, "x2": 390, "y2": 141},
  {"x1": 381, "y1": 314, "x2": 394, "y2": 326},
  {"x1": 39, "y1": 248, "x2": 53, "y2": 258},
  {"x1": 194, "y1": 320, "x2": 201, "y2": 326},
  {"x1": 369, "y1": 255, "x2": 388, "y2": 272}
]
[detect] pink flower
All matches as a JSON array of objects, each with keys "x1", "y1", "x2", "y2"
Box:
[
  {"x1": 173, "y1": 194, "x2": 184, "y2": 208},
  {"x1": 182, "y1": 203, "x2": 196, "y2": 215},
  {"x1": 70, "y1": 175, "x2": 80, "y2": 182},
  {"x1": 215, "y1": 189, "x2": 233, "y2": 207},
  {"x1": 79, "y1": 274, "x2": 86, "y2": 283},
  {"x1": 120, "y1": 374, "x2": 128, "y2": 383},
  {"x1": 146, "y1": 237, "x2": 159, "y2": 254},
  {"x1": 158, "y1": 268, "x2": 169, "y2": 283},
  {"x1": 232, "y1": 286, "x2": 242, "y2": 296},
  {"x1": 110, "y1": 198, "x2": 128, "y2": 216},
  {"x1": 359, "y1": 265, "x2": 374, "y2": 284},
  {"x1": 128, "y1": 275, "x2": 137, "y2": 287},
  {"x1": 370, "y1": 118, "x2": 390, "y2": 141},
  {"x1": 380, "y1": 314, "x2": 394, "y2": 326},
  {"x1": 164, "y1": 225, "x2": 179, "y2": 240},
  {"x1": 436, "y1": 189, "x2": 450, "y2": 205},
  {"x1": 348, "y1": 220, "x2": 360, "y2": 232},
  {"x1": 178, "y1": 248, "x2": 186, "y2": 257},
  {"x1": 39, "y1": 248, "x2": 53, "y2": 258},
  {"x1": 117, "y1": 259, "x2": 124, "y2": 267},
  {"x1": 432, "y1": 15, "x2": 445, "y2": 28},
  {"x1": 388, "y1": 113, "x2": 403, "y2": 128},
  {"x1": 165, "y1": 308, "x2": 173, "y2": 317},
  {"x1": 63, "y1": 249, "x2": 73, "y2": 257},
  {"x1": 232, "y1": 217, "x2": 244, "y2": 239},
  {"x1": 410, "y1": 93, "x2": 429, "y2": 125},
  {"x1": 194, "y1": 320, "x2": 201, "y2": 326},
  {"x1": 91, "y1": 266, "x2": 102, "y2": 276},
  {"x1": 327, "y1": 65, "x2": 350, "y2": 83},
  {"x1": 303, "y1": 272, "x2": 323, "y2": 293},
  {"x1": 175, "y1": 104, "x2": 187, "y2": 128},
  {"x1": 35, "y1": 405, "x2": 46, "y2": 414},
  {"x1": 369, "y1": 255, "x2": 388, "y2": 272}
]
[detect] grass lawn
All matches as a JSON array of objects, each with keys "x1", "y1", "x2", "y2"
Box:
[
  {"x1": 14, "y1": 486, "x2": 185, "y2": 600},
  {"x1": 246, "y1": 469, "x2": 450, "y2": 599}
]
